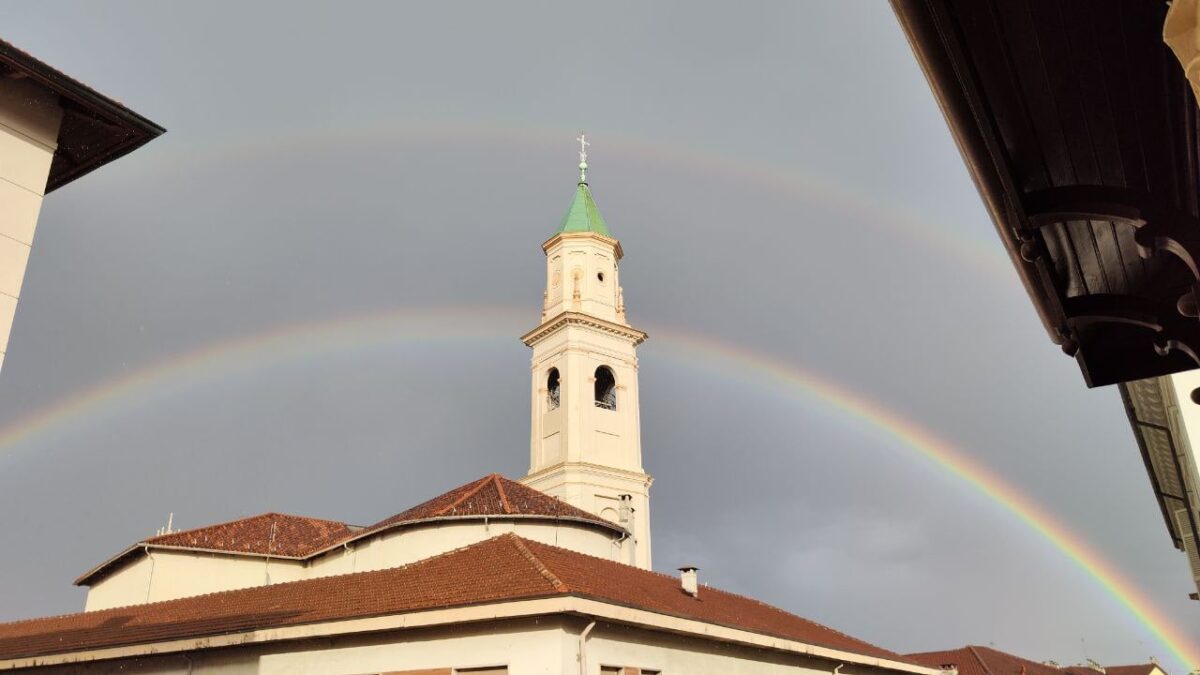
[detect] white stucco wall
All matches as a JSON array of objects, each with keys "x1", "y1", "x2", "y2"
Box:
[
  {"x1": 84, "y1": 519, "x2": 623, "y2": 611},
  {"x1": 315, "y1": 518, "x2": 623, "y2": 578},
  {"x1": 258, "y1": 618, "x2": 568, "y2": 675},
  {"x1": 0, "y1": 76, "x2": 62, "y2": 371},
  {"x1": 85, "y1": 550, "x2": 307, "y2": 611},
  {"x1": 584, "y1": 620, "x2": 865, "y2": 675}
]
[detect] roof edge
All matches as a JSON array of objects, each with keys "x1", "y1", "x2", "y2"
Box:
[
  {"x1": 332, "y1": 512, "x2": 628, "y2": 554},
  {"x1": 0, "y1": 38, "x2": 164, "y2": 192},
  {"x1": 0, "y1": 594, "x2": 941, "y2": 673},
  {"x1": 887, "y1": 0, "x2": 1060, "y2": 343}
]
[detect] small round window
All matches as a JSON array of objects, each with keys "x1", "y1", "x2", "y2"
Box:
[{"x1": 597, "y1": 272, "x2": 605, "y2": 283}]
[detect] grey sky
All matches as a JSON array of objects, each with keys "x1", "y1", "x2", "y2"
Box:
[{"x1": 0, "y1": 1, "x2": 1196, "y2": 671}]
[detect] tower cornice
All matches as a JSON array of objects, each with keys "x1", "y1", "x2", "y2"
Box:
[
  {"x1": 522, "y1": 461, "x2": 655, "y2": 489},
  {"x1": 542, "y1": 231, "x2": 624, "y2": 260},
  {"x1": 521, "y1": 311, "x2": 647, "y2": 347}
]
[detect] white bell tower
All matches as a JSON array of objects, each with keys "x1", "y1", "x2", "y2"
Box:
[{"x1": 521, "y1": 136, "x2": 653, "y2": 569}]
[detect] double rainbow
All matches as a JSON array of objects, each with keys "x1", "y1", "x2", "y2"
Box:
[{"x1": 0, "y1": 306, "x2": 1195, "y2": 668}]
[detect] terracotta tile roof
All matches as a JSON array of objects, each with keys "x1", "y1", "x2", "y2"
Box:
[
  {"x1": 1105, "y1": 666, "x2": 1162, "y2": 675},
  {"x1": 1, "y1": 535, "x2": 908, "y2": 664},
  {"x1": 911, "y1": 649, "x2": 1167, "y2": 675},
  {"x1": 367, "y1": 474, "x2": 620, "y2": 533},
  {"x1": 79, "y1": 474, "x2": 619, "y2": 586},
  {"x1": 145, "y1": 512, "x2": 354, "y2": 558},
  {"x1": 909, "y1": 647, "x2": 1080, "y2": 675},
  {"x1": 516, "y1": 537, "x2": 907, "y2": 661}
]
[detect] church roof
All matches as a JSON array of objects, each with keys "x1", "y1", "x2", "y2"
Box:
[
  {"x1": 556, "y1": 182, "x2": 611, "y2": 237},
  {"x1": 76, "y1": 474, "x2": 620, "y2": 585},
  {"x1": 73, "y1": 513, "x2": 356, "y2": 585},
  {"x1": 144, "y1": 512, "x2": 355, "y2": 558},
  {"x1": 0, "y1": 535, "x2": 911, "y2": 665},
  {"x1": 365, "y1": 473, "x2": 621, "y2": 535}
]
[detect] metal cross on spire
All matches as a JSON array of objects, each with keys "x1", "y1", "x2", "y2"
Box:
[{"x1": 577, "y1": 132, "x2": 590, "y2": 184}]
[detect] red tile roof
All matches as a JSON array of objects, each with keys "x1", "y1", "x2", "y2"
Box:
[
  {"x1": 75, "y1": 513, "x2": 356, "y2": 586},
  {"x1": 367, "y1": 474, "x2": 620, "y2": 533},
  {"x1": 907, "y1": 648, "x2": 1164, "y2": 675},
  {"x1": 3, "y1": 535, "x2": 908, "y2": 664},
  {"x1": 1105, "y1": 666, "x2": 1162, "y2": 675},
  {"x1": 910, "y1": 647, "x2": 1061, "y2": 675},
  {"x1": 77, "y1": 474, "x2": 620, "y2": 586},
  {"x1": 145, "y1": 512, "x2": 354, "y2": 558}
]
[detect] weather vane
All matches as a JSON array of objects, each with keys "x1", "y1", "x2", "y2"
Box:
[{"x1": 577, "y1": 132, "x2": 589, "y2": 183}]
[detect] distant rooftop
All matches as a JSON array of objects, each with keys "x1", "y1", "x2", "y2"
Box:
[{"x1": 0, "y1": 37, "x2": 163, "y2": 192}]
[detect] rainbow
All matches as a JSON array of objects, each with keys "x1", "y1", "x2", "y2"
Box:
[
  {"x1": 0, "y1": 306, "x2": 1195, "y2": 668},
  {"x1": 121, "y1": 122, "x2": 1012, "y2": 281}
]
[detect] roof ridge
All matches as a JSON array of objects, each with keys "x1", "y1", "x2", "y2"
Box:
[
  {"x1": 493, "y1": 474, "x2": 515, "y2": 514},
  {"x1": 506, "y1": 534, "x2": 568, "y2": 592},
  {"x1": 143, "y1": 512, "x2": 265, "y2": 543},
  {"x1": 143, "y1": 511, "x2": 349, "y2": 544},
  {"x1": 431, "y1": 475, "x2": 494, "y2": 517},
  {"x1": 518, "y1": 536, "x2": 680, "y2": 582},
  {"x1": 966, "y1": 646, "x2": 992, "y2": 675},
  {"x1": 513, "y1": 536, "x2": 911, "y2": 661}
]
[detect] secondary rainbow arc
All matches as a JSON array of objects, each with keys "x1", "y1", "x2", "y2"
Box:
[{"x1": 125, "y1": 122, "x2": 1011, "y2": 281}]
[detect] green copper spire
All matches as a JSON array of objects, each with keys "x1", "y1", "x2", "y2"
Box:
[
  {"x1": 557, "y1": 182, "x2": 611, "y2": 236},
  {"x1": 556, "y1": 133, "x2": 612, "y2": 237}
]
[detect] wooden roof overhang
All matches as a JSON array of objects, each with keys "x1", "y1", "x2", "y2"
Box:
[
  {"x1": 891, "y1": 0, "x2": 1200, "y2": 387},
  {"x1": 0, "y1": 38, "x2": 163, "y2": 193}
]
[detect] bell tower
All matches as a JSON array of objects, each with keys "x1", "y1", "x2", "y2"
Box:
[{"x1": 521, "y1": 136, "x2": 653, "y2": 569}]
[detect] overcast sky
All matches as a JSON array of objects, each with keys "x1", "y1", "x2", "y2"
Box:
[{"x1": 1, "y1": 2, "x2": 1197, "y2": 671}]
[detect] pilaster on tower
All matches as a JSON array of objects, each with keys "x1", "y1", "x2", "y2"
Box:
[{"x1": 521, "y1": 139, "x2": 653, "y2": 569}]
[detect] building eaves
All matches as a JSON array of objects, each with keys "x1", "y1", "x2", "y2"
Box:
[{"x1": 0, "y1": 37, "x2": 164, "y2": 192}]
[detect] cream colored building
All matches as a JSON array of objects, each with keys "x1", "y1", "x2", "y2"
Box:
[
  {"x1": 1122, "y1": 375, "x2": 1200, "y2": 598},
  {"x1": 0, "y1": 39, "x2": 162, "y2": 372},
  {"x1": 0, "y1": 150, "x2": 939, "y2": 675}
]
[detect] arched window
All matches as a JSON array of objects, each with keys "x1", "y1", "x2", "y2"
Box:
[
  {"x1": 594, "y1": 366, "x2": 616, "y2": 410},
  {"x1": 547, "y1": 368, "x2": 560, "y2": 410}
]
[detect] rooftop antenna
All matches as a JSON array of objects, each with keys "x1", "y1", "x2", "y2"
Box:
[
  {"x1": 577, "y1": 132, "x2": 589, "y2": 184},
  {"x1": 155, "y1": 512, "x2": 174, "y2": 536}
]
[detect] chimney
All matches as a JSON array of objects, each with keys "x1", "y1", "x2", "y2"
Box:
[{"x1": 678, "y1": 566, "x2": 699, "y2": 598}]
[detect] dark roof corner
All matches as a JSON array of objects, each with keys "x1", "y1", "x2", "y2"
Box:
[{"x1": 0, "y1": 37, "x2": 164, "y2": 193}]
